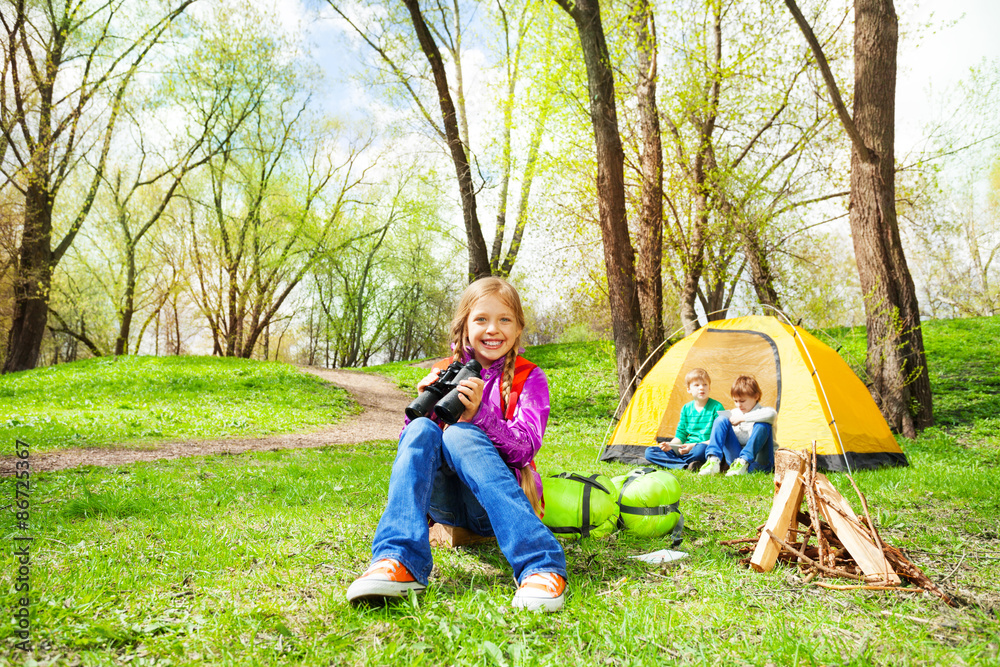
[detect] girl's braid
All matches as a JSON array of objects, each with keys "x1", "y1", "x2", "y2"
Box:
[{"x1": 501, "y1": 344, "x2": 517, "y2": 410}]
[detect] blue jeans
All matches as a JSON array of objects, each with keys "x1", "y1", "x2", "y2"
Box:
[
  {"x1": 370, "y1": 418, "x2": 567, "y2": 586},
  {"x1": 705, "y1": 416, "x2": 774, "y2": 473},
  {"x1": 644, "y1": 442, "x2": 708, "y2": 469}
]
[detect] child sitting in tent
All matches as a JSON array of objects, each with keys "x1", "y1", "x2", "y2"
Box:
[
  {"x1": 699, "y1": 375, "x2": 776, "y2": 477},
  {"x1": 644, "y1": 368, "x2": 724, "y2": 470}
]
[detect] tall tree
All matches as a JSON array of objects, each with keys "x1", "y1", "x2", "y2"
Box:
[
  {"x1": 784, "y1": 0, "x2": 932, "y2": 435},
  {"x1": 328, "y1": 0, "x2": 559, "y2": 283},
  {"x1": 0, "y1": 0, "x2": 197, "y2": 371},
  {"x1": 400, "y1": 0, "x2": 488, "y2": 280},
  {"x1": 552, "y1": 0, "x2": 645, "y2": 401},
  {"x1": 632, "y1": 0, "x2": 664, "y2": 357},
  {"x1": 490, "y1": 0, "x2": 559, "y2": 278}
]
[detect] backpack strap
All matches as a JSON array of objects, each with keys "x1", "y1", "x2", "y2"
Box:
[
  {"x1": 546, "y1": 473, "x2": 610, "y2": 538},
  {"x1": 503, "y1": 356, "x2": 537, "y2": 421},
  {"x1": 616, "y1": 468, "x2": 685, "y2": 547}
]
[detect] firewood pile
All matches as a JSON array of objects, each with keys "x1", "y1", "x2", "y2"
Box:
[{"x1": 721, "y1": 444, "x2": 955, "y2": 607}]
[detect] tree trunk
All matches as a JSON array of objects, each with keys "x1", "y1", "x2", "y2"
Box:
[
  {"x1": 554, "y1": 0, "x2": 645, "y2": 404},
  {"x1": 4, "y1": 180, "x2": 54, "y2": 372},
  {"x1": 850, "y1": 0, "x2": 931, "y2": 435},
  {"x1": 402, "y1": 0, "x2": 490, "y2": 282},
  {"x1": 784, "y1": 0, "x2": 933, "y2": 435},
  {"x1": 633, "y1": 0, "x2": 664, "y2": 362},
  {"x1": 741, "y1": 221, "x2": 782, "y2": 310},
  {"x1": 669, "y1": 2, "x2": 722, "y2": 336},
  {"x1": 114, "y1": 250, "x2": 137, "y2": 356}
]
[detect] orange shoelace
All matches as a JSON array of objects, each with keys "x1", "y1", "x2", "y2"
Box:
[
  {"x1": 518, "y1": 572, "x2": 566, "y2": 596},
  {"x1": 362, "y1": 559, "x2": 416, "y2": 582}
]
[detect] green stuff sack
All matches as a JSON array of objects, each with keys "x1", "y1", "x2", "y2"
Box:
[
  {"x1": 541, "y1": 472, "x2": 619, "y2": 539},
  {"x1": 612, "y1": 467, "x2": 684, "y2": 545}
]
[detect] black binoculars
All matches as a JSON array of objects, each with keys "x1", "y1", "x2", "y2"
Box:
[{"x1": 405, "y1": 359, "x2": 483, "y2": 424}]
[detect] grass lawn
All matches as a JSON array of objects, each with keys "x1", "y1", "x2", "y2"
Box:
[
  {"x1": 2, "y1": 318, "x2": 999, "y2": 665},
  {"x1": 0, "y1": 356, "x2": 357, "y2": 452}
]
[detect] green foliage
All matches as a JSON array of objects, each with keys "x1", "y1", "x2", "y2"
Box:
[
  {"x1": 3, "y1": 318, "x2": 999, "y2": 665},
  {"x1": 823, "y1": 315, "x2": 1000, "y2": 430},
  {"x1": 0, "y1": 356, "x2": 356, "y2": 452}
]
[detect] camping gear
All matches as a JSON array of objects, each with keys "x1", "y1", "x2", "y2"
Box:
[
  {"x1": 600, "y1": 315, "x2": 907, "y2": 472},
  {"x1": 722, "y1": 447, "x2": 954, "y2": 607},
  {"x1": 612, "y1": 468, "x2": 684, "y2": 545},
  {"x1": 540, "y1": 472, "x2": 619, "y2": 538}
]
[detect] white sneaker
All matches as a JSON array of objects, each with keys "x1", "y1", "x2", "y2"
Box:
[
  {"x1": 511, "y1": 572, "x2": 566, "y2": 612},
  {"x1": 699, "y1": 456, "x2": 721, "y2": 476},
  {"x1": 346, "y1": 559, "x2": 425, "y2": 604},
  {"x1": 726, "y1": 458, "x2": 749, "y2": 476}
]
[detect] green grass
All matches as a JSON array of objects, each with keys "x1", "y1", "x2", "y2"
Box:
[
  {"x1": 0, "y1": 356, "x2": 357, "y2": 452},
  {"x1": 2, "y1": 319, "x2": 1000, "y2": 665}
]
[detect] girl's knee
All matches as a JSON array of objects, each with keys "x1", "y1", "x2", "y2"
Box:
[
  {"x1": 399, "y1": 418, "x2": 443, "y2": 454},
  {"x1": 405, "y1": 417, "x2": 440, "y2": 438},
  {"x1": 441, "y1": 423, "x2": 495, "y2": 462}
]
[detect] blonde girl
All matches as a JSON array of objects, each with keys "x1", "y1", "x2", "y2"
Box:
[{"x1": 346, "y1": 277, "x2": 567, "y2": 612}]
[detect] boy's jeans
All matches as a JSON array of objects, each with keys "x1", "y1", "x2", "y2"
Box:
[
  {"x1": 644, "y1": 442, "x2": 708, "y2": 469},
  {"x1": 369, "y1": 418, "x2": 567, "y2": 586},
  {"x1": 705, "y1": 416, "x2": 775, "y2": 472}
]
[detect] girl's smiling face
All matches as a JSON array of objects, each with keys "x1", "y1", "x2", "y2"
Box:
[{"x1": 466, "y1": 296, "x2": 522, "y2": 368}]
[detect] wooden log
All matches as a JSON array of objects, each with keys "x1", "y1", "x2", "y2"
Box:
[
  {"x1": 774, "y1": 448, "x2": 808, "y2": 489},
  {"x1": 813, "y1": 474, "x2": 900, "y2": 584},
  {"x1": 750, "y1": 469, "x2": 804, "y2": 572},
  {"x1": 765, "y1": 529, "x2": 866, "y2": 580},
  {"x1": 428, "y1": 523, "x2": 494, "y2": 548}
]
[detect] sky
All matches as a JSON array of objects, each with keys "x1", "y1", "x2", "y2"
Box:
[
  {"x1": 895, "y1": 0, "x2": 1000, "y2": 154},
  {"x1": 294, "y1": 0, "x2": 1000, "y2": 140},
  {"x1": 283, "y1": 0, "x2": 1000, "y2": 169}
]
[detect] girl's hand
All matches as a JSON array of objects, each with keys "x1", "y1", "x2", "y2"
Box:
[
  {"x1": 455, "y1": 377, "x2": 485, "y2": 422},
  {"x1": 678, "y1": 442, "x2": 694, "y2": 455},
  {"x1": 416, "y1": 368, "x2": 441, "y2": 393}
]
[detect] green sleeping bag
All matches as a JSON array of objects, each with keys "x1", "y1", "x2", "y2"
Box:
[
  {"x1": 541, "y1": 471, "x2": 619, "y2": 539},
  {"x1": 612, "y1": 467, "x2": 684, "y2": 545}
]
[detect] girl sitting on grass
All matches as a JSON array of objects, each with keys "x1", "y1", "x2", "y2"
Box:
[{"x1": 346, "y1": 277, "x2": 567, "y2": 612}]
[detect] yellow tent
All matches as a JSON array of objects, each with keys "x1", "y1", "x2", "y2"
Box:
[{"x1": 600, "y1": 316, "x2": 907, "y2": 471}]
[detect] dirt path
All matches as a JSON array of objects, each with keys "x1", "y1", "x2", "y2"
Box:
[{"x1": 0, "y1": 367, "x2": 411, "y2": 475}]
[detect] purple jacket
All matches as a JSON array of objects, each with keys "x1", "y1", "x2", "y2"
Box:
[{"x1": 404, "y1": 353, "x2": 550, "y2": 498}]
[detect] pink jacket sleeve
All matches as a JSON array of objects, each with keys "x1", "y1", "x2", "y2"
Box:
[{"x1": 471, "y1": 366, "x2": 550, "y2": 470}]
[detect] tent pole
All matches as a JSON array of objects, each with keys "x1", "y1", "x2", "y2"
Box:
[{"x1": 761, "y1": 305, "x2": 855, "y2": 476}]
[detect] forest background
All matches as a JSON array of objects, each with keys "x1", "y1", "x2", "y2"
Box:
[{"x1": 1, "y1": 0, "x2": 998, "y2": 431}]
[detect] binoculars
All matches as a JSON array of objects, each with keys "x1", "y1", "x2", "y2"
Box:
[{"x1": 405, "y1": 359, "x2": 482, "y2": 424}]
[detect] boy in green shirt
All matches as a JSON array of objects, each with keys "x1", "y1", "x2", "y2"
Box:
[{"x1": 644, "y1": 368, "x2": 724, "y2": 470}]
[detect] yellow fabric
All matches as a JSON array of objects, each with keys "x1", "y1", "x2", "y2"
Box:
[{"x1": 610, "y1": 316, "x2": 901, "y2": 459}]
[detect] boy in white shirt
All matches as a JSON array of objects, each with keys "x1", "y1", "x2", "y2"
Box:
[{"x1": 699, "y1": 375, "x2": 777, "y2": 477}]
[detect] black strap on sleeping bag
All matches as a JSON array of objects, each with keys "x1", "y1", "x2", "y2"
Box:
[
  {"x1": 616, "y1": 468, "x2": 685, "y2": 547},
  {"x1": 547, "y1": 473, "x2": 610, "y2": 538}
]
